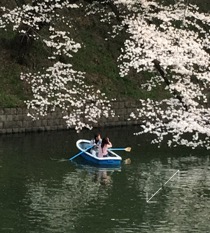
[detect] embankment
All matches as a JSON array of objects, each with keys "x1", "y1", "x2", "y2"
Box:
[{"x1": 0, "y1": 101, "x2": 141, "y2": 134}]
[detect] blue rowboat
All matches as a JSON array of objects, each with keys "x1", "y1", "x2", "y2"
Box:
[{"x1": 76, "y1": 139, "x2": 122, "y2": 166}]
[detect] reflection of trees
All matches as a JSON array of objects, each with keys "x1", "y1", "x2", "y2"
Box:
[
  {"x1": 162, "y1": 160, "x2": 210, "y2": 232},
  {"x1": 127, "y1": 156, "x2": 210, "y2": 232},
  {"x1": 25, "y1": 168, "x2": 114, "y2": 232}
]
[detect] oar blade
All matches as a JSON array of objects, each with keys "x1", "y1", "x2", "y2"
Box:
[{"x1": 125, "y1": 147, "x2": 131, "y2": 152}]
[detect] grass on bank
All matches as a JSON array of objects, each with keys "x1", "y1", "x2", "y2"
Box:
[{"x1": 0, "y1": 2, "x2": 177, "y2": 107}]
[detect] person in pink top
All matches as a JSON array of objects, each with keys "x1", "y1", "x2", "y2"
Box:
[{"x1": 98, "y1": 137, "x2": 112, "y2": 158}]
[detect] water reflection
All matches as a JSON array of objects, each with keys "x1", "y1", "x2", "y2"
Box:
[
  {"x1": 0, "y1": 127, "x2": 210, "y2": 233},
  {"x1": 93, "y1": 169, "x2": 112, "y2": 185},
  {"x1": 72, "y1": 158, "x2": 121, "y2": 186},
  {"x1": 24, "y1": 165, "x2": 120, "y2": 232},
  {"x1": 116, "y1": 155, "x2": 210, "y2": 233}
]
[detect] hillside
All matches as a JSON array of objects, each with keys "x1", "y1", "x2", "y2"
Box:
[
  {"x1": 0, "y1": 0, "x2": 169, "y2": 107},
  {"x1": 0, "y1": 0, "x2": 209, "y2": 107}
]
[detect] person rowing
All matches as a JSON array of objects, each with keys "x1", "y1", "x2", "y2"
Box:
[
  {"x1": 90, "y1": 133, "x2": 102, "y2": 156},
  {"x1": 98, "y1": 137, "x2": 112, "y2": 158}
]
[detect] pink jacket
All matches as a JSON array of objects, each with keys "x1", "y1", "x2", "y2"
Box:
[{"x1": 98, "y1": 143, "x2": 112, "y2": 158}]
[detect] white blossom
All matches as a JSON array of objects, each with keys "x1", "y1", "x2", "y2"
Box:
[{"x1": 1, "y1": 0, "x2": 210, "y2": 149}]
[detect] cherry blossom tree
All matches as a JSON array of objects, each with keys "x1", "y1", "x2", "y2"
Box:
[
  {"x1": 117, "y1": 0, "x2": 210, "y2": 149},
  {"x1": 0, "y1": 0, "x2": 114, "y2": 132},
  {"x1": 1, "y1": 0, "x2": 210, "y2": 148},
  {"x1": 86, "y1": 0, "x2": 210, "y2": 149}
]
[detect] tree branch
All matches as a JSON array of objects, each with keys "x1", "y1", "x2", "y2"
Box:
[{"x1": 153, "y1": 59, "x2": 188, "y2": 111}]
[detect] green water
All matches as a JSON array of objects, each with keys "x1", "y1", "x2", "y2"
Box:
[{"x1": 0, "y1": 126, "x2": 210, "y2": 233}]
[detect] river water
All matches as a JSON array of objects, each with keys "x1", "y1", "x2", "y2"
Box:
[{"x1": 0, "y1": 126, "x2": 210, "y2": 233}]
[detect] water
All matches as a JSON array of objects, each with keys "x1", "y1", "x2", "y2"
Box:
[{"x1": 0, "y1": 126, "x2": 210, "y2": 233}]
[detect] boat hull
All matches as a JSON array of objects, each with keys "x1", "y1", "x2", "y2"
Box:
[{"x1": 80, "y1": 152, "x2": 121, "y2": 166}]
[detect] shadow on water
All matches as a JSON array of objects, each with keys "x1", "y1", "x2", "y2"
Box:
[{"x1": 0, "y1": 125, "x2": 210, "y2": 232}]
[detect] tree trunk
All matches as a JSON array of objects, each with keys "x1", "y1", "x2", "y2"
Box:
[{"x1": 153, "y1": 59, "x2": 188, "y2": 111}]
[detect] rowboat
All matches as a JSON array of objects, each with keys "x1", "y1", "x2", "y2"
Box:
[{"x1": 76, "y1": 139, "x2": 122, "y2": 166}]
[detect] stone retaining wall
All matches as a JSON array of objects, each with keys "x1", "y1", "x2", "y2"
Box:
[{"x1": 0, "y1": 101, "x2": 141, "y2": 134}]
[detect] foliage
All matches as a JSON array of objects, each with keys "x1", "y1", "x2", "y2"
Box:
[
  {"x1": 0, "y1": 0, "x2": 210, "y2": 149},
  {"x1": 86, "y1": 0, "x2": 210, "y2": 149},
  {"x1": 0, "y1": 0, "x2": 115, "y2": 131}
]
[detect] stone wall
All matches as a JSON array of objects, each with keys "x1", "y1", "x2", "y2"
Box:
[{"x1": 0, "y1": 101, "x2": 141, "y2": 134}]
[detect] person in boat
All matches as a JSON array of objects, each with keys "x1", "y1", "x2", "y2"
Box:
[
  {"x1": 98, "y1": 137, "x2": 112, "y2": 158},
  {"x1": 90, "y1": 133, "x2": 102, "y2": 156}
]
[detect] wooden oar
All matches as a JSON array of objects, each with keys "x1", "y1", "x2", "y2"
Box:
[
  {"x1": 69, "y1": 145, "x2": 94, "y2": 161},
  {"x1": 109, "y1": 147, "x2": 131, "y2": 152}
]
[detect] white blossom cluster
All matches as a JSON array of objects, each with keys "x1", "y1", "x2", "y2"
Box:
[
  {"x1": 43, "y1": 27, "x2": 81, "y2": 58},
  {"x1": 124, "y1": 2, "x2": 210, "y2": 149},
  {"x1": 0, "y1": 1, "x2": 79, "y2": 33},
  {"x1": 86, "y1": 0, "x2": 210, "y2": 149},
  {"x1": 117, "y1": 1, "x2": 210, "y2": 149},
  {"x1": 21, "y1": 62, "x2": 114, "y2": 131},
  {"x1": 0, "y1": 1, "x2": 114, "y2": 131},
  {"x1": 129, "y1": 98, "x2": 210, "y2": 149}
]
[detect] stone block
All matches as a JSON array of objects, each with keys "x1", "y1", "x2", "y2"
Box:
[
  {"x1": 22, "y1": 121, "x2": 29, "y2": 128},
  {"x1": 118, "y1": 115, "x2": 125, "y2": 121},
  {"x1": 6, "y1": 129, "x2": 13, "y2": 134},
  {"x1": 22, "y1": 115, "x2": 31, "y2": 121},
  {"x1": 16, "y1": 108, "x2": 23, "y2": 114},
  {"x1": 108, "y1": 122, "x2": 116, "y2": 126},
  {"x1": 59, "y1": 119, "x2": 66, "y2": 126},
  {"x1": 56, "y1": 111, "x2": 63, "y2": 118},
  {"x1": 4, "y1": 108, "x2": 12, "y2": 114},
  {"x1": 41, "y1": 120, "x2": 48, "y2": 127},
  {"x1": 12, "y1": 128, "x2": 21, "y2": 133},
  {"x1": 47, "y1": 120, "x2": 55, "y2": 126},
  {"x1": 22, "y1": 108, "x2": 28, "y2": 114},
  {"x1": 0, "y1": 129, "x2": 7, "y2": 134},
  {"x1": 50, "y1": 111, "x2": 59, "y2": 118},
  {"x1": 100, "y1": 116, "x2": 107, "y2": 123},
  {"x1": 6, "y1": 115, "x2": 14, "y2": 121},
  {"x1": 57, "y1": 125, "x2": 67, "y2": 130},
  {"x1": 98, "y1": 122, "x2": 105, "y2": 127},
  {"x1": 91, "y1": 123, "x2": 98, "y2": 128},
  {"x1": 16, "y1": 121, "x2": 23, "y2": 128},
  {"x1": 36, "y1": 127, "x2": 46, "y2": 132},
  {"x1": 0, "y1": 115, "x2": 6, "y2": 122},
  {"x1": 30, "y1": 128, "x2": 39, "y2": 132},
  {"x1": 25, "y1": 128, "x2": 32, "y2": 133},
  {"x1": 50, "y1": 126, "x2": 58, "y2": 131},
  {"x1": 31, "y1": 120, "x2": 42, "y2": 128},
  {"x1": 4, "y1": 121, "x2": 20, "y2": 128},
  {"x1": 113, "y1": 116, "x2": 119, "y2": 122},
  {"x1": 53, "y1": 119, "x2": 60, "y2": 126},
  {"x1": 124, "y1": 101, "x2": 131, "y2": 108},
  {"x1": 13, "y1": 115, "x2": 24, "y2": 121},
  {"x1": 18, "y1": 128, "x2": 26, "y2": 133},
  {"x1": 45, "y1": 126, "x2": 52, "y2": 131},
  {"x1": 119, "y1": 109, "x2": 127, "y2": 116}
]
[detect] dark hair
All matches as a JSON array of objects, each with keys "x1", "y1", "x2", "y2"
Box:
[
  {"x1": 101, "y1": 137, "x2": 109, "y2": 149},
  {"x1": 94, "y1": 133, "x2": 101, "y2": 144}
]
